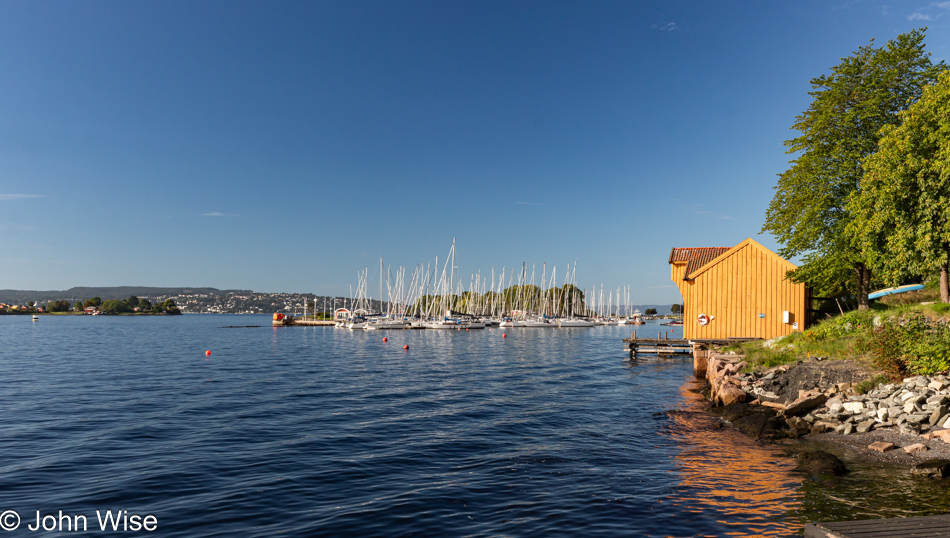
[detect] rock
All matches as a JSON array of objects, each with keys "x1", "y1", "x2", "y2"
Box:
[
  {"x1": 811, "y1": 421, "x2": 838, "y2": 435},
  {"x1": 836, "y1": 382, "x2": 852, "y2": 392},
  {"x1": 911, "y1": 459, "x2": 950, "y2": 479},
  {"x1": 904, "y1": 402, "x2": 918, "y2": 414},
  {"x1": 942, "y1": 416, "x2": 950, "y2": 429},
  {"x1": 796, "y1": 450, "x2": 848, "y2": 476},
  {"x1": 710, "y1": 403, "x2": 786, "y2": 440},
  {"x1": 929, "y1": 405, "x2": 948, "y2": 427},
  {"x1": 719, "y1": 384, "x2": 747, "y2": 406},
  {"x1": 786, "y1": 416, "x2": 810, "y2": 434},
  {"x1": 842, "y1": 423, "x2": 854, "y2": 435},
  {"x1": 916, "y1": 377, "x2": 931, "y2": 388},
  {"x1": 906, "y1": 414, "x2": 929, "y2": 425},
  {"x1": 843, "y1": 401, "x2": 865, "y2": 413},
  {"x1": 904, "y1": 443, "x2": 929, "y2": 454},
  {"x1": 888, "y1": 406, "x2": 903, "y2": 418},
  {"x1": 785, "y1": 394, "x2": 828, "y2": 417},
  {"x1": 930, "y1": 430, "x2": 950, "y2": 443},
  {"x1": 901, "y1": 423, "x2": 922, "y2": 435},
  {"x1": 856, "y1": 419, "x2": 876, "y2": 434},
  {"x1": 877, "y1": 408, "x2": 889, "y2": 421},
  {"x1": 869, "y1": 441, "x2": 895, "y2": 452}
]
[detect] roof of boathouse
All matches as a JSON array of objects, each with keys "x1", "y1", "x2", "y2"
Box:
[{"x1": 668, "y1": 247, "x2": 732, "y2": 280}]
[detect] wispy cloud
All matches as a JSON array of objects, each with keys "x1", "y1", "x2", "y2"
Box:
[
  {"x1": 694, "y1": 210, "x2": 735, "y2": 220},
  {"x1": 202, "y1": 211, "x2": 239, "y2": 217},
  {"x1": 0, "y1": 194, "x2": 43, "y2": 200},
  {"x1": 515, "y1": 201, "x2": 545, "y2": 206},
  {"x1": 650, "y1": 21, "x2": 678, "y2": 32},
  {"x1": 907, "y1": 2, "x2": 950, "y2": 20}
]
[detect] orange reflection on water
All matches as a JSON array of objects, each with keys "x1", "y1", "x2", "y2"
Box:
[{"x1": 659, "y1": 380, "x2": 804, "y2": 537}]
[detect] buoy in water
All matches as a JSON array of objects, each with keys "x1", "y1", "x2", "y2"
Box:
[
  {"x1": 205, "y1": 350, "x2": 211, "y2": 356},
  {"x1": 403, "y1": 345, "x2": 409, "y2": 350},
  {"x1": 383, "y1": 337, "x2": 388, "y2": 342},
  {"x1": 503, "y1": 333, "x2": 507, "y2": 338}
]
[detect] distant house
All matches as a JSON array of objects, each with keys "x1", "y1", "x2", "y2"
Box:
[
  {"x1": 334, "y1": 308, "x2": 350, "y2": 321},
  {"x1": 84, "y1": 306, "x2": 97, "y2": 315},
  {"x1": 669, "y1": 238, "x2": 810, "y2": 341}
]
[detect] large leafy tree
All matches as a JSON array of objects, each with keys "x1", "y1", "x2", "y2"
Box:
[
  {"x1": 763, "y1": 29, "x2": 944, "y2": 309},
  {"x1": 849, "y1": 70, "x2": 950, "y2": 302}
]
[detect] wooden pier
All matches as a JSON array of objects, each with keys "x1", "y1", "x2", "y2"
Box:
[
  {"x1": 805, "y1": 514, "x2": 950, "y2": 537},
  {"x1": 623, "y1": 331, "x2": 692, "y2": 358}
]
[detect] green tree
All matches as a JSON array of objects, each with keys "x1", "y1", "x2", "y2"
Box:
[
  {"x1": 670, "y1": 304, "x2": 682, "y2": 315},
  {"x1": 849, "y1": 70, "x2": 950, "y2": 302},
  {"x1": 763, "y1": 29, "x2": 945, "y2": 309},
  {"x1": 645, "y1": 308, "x2": 657, "y2": 316},
  {"x1": 83, "y1": 297, "x2": 102, "y2": 308},
  {"x1": 74, "y1": 301, "x2": 83, "y2": 312}
]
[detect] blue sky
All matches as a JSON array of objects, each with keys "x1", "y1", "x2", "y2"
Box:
[{"x1": 2, "y1": 0, "x2": 949, "y2": 303}]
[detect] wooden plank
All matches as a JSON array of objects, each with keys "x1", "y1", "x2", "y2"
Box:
[{"x1": 805, "y1": 514, "x2": 950, "y2": 537}]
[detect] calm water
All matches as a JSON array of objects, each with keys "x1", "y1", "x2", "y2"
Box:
[{"x1": 2, "y1": 315, "x2": 949, "y2": 537}]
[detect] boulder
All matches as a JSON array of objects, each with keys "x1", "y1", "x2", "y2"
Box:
[
  {"x1": 796, "y1": 450, "x2": 848, "y2": 477},
  {"x1": 904, "y1": 443, "x2": 929, "y2": 454},
  {"x1": 785, "y1": 394, "x2": 828, "y2": 417},
  {"x1": 719, "y1": 384, "x2": 747, "y2": 406},
  {"x1": 911, "y1": 459, "x2": 950, "y2": 479}
]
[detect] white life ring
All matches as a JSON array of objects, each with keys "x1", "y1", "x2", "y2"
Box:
[{"x1": 698, "y1": 313, "x2": 710, "y2": 326}]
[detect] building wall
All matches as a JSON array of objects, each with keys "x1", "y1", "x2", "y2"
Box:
[{"x1": 672, "y1": 239, "x2": 807, "y2": 340}]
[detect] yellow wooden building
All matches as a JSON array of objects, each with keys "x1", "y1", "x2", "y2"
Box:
[{"x1": 669, "y1": 238, "x2": 810, "y2": 340}]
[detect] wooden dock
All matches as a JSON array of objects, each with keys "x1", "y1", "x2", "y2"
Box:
[
  {"x1": 623, "y1": 331, "x2": 692, "y2": 358},
  {"x1": 805, "y1": 514, "x2": 950, "y2": 537}
]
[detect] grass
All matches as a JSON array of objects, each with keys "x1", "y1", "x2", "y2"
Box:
[{"x1": 735, "y1": 299, "x2": 950, "y2": 376}]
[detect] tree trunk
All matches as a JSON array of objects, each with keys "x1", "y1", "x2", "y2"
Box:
[
  {"x1": 941, "y1": 264, "x2": 949, "y2": 304},
  {"x1": 855, "y1": 263, "x2": 871, "y2": 311}
]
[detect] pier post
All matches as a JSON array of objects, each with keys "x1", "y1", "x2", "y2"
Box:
[{"x1": 692, "y1": 344, "x2": 708, "y2": 379}]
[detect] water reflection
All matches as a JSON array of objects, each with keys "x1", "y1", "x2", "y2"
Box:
[
  {"x1": 659, "y1": 377, "x2": 950, "y2": 536},
  {"x1": 660, "y1": 379, "x2": 803, "y2": 537}
]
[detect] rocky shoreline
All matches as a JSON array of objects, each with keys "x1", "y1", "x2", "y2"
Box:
[{"x1": 703, "y1": 350, "x2": 950, "y2": 478}]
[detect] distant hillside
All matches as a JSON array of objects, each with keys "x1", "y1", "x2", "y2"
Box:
[{"x1": 0, "y1": 287, "x2": 247, "y2": 303}]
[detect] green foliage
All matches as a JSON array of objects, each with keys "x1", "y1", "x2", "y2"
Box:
[
  {"x1": 855, "y1": 375, "x2": 890, "y2": 395},
  {"x1": 868, "y1": 314, "x2": 950, "y2": 377},
  {"x1": 74, "y1": 301, "x2": 83, "y2": 312},
  {"x1": 763, "y1": 29, "x2": 945, "y2": 299},
  {"x1": 46, "y1": 299, "x2": 72, "y2": 313},
  {"x1": 848, "y1": 70, "x2": 950, "y2": 300},
  {"x1": 804, "y1": 310, "x2": 877, "y2": 340},
  {"x1": 83, "y1": 297, "x2": 102, "y2": 308},
  {"x1": 670, "y1": 304, "x2": 682, "y2": 314},
  {"x1": 645, "y1": 308, "x2": 657, "y2": 316}
]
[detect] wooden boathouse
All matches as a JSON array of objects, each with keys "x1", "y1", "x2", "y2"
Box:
[{"x1": 669, "y1": 238, "x2": 810, "y2": 341}]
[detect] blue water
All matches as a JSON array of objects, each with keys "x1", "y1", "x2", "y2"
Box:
[{"x1": 2, "y1": 315, "x2": 946, "y2": 537}]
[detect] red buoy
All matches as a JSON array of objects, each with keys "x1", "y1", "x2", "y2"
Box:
[
  {"x1": 403, "y1": 345, "x2": 409, "y2": 350},
  {"x1": 503, "y1": 333, "x2": 507, "y2": 338},
  {"x1": 383, "y1": 337, "x2": 388, "y2": 342},
  {"x1": 205, "y1": 350, "x2": 211, "y2": 356}
]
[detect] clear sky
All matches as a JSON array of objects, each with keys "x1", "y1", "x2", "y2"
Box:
[{"x1": 2, "y1": 0, "x2": 949, "y2": 303}]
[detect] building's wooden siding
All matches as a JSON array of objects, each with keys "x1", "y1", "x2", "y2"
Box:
[{"x1": 671, "y1": 238, "x2": 808, "y2": 340}]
